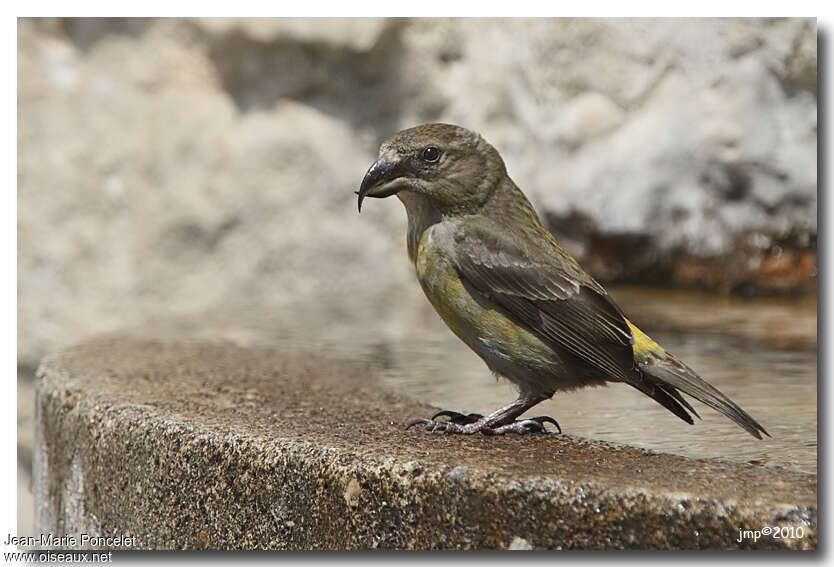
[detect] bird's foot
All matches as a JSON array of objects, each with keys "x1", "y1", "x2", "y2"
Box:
[
  {"x1": 405, "y1": 410, "x2": 483, "y2": 433},
  {"x1": 406, "y1": 410, "x2": 561, "y2": 435},
  {"x1": 484, "y1": 416, "x2": 561, "y2": 435}
]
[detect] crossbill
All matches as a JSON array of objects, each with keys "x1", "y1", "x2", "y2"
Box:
[{"x1": 357, "y1": 123, "x2": 767, "y2": 438}]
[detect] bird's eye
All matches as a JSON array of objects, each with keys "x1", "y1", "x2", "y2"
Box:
[{"x1": 421, "y1": 146, "x2": 441, "y2": 163}]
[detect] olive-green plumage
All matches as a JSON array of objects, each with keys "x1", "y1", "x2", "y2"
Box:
[{"x1": 357, "y1": 123, "x2": 767, "y2": 438}]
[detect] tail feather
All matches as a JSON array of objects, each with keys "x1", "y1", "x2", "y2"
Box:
[
  {"x1": 659, "y1": 382, "x2": 701, "y2": 419},
  {"x1": 636, "y1": 355, "x2": 769, "y2": 439},
  {"x1": 630, "y1": 380, "x2": 695, "y2": 425}
]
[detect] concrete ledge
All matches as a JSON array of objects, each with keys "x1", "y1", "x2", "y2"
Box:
[{"x1": 34, "y1": 337, "x2": 816, "y2": 550}]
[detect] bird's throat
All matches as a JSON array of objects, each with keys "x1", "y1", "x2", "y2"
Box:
[{"x1": 398, "y1": 191, "x2": 442, "y2": 264}]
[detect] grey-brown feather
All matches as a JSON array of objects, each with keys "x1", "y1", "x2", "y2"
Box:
[
  {"x1": 639, "y1": 357, "x2": 767, "y2": 438},
  {"x1": 452, "y1": 220, "x2": 636, "y2": 384}
]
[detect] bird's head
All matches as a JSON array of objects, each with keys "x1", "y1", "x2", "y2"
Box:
[{"x1": 357, "y1": 123, "x2": 506, "y2": 215}]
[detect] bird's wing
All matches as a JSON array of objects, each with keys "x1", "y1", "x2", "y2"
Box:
[{"x1": 452, "y1": 221, "x2": 635, "y2": 383}]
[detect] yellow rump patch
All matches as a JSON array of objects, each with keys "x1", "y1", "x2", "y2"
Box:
[{"x1": 626, "y1": 319, "x2": 666, "y2": 357}]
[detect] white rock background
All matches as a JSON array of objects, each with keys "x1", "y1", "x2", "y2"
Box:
[{"x1": 19, "y1": 17, "x2": 816, "y2": 370}]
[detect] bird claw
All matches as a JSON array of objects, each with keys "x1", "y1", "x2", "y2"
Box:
[
  {"x1": 526, "y1": 415, "x2": 562, "y2": 434},
  {"x1": 431, "y1": 410, "x2": 484, "y2": 425},
  {"x1": 405, "y1": 411, "x2": 561, "y2": 435},
  {"x1": 404, "y1": 409, "x2": 485, "y2": 432},
  {"x1": 482, "y1": 416, "x2": 561, "y2": 435},
  {"x1": 406, "y1": 418, "x2": 433, "y2": 430}
]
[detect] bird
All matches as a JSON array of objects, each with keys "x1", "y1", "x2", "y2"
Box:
[{"x1": 356, "y1": 123, "x2": 768, "y2": 439}]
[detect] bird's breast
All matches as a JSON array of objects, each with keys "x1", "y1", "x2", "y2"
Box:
[
  {"x1": 414, "y1": 227, "x2": 492, "y2": 345},
  {"x1": 413, "y1": 224, "x2": 564, "y2": 390}
]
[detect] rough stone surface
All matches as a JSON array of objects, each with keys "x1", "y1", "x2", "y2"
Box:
[
  {"x1": 18, "y1": 17, "x2": 817, "y2": 372},
  {"x1": 35, "y1": 338, "x2": 816, "y2": 550}
]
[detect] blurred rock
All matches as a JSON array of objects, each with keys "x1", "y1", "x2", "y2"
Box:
[
  {"x1": 193, "y1": 17, "x2": 389, "y2": 51},
  {"x1": 18, "y1": 18, "x2": 817, "y2": 369},
  {"x1": 18, "y1": 18, "x2": 418, "y2": 368}
]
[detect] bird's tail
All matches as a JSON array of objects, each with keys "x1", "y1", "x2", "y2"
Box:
[{"x1": 636, "y1": 353, "x2": 769, "y2": 439}]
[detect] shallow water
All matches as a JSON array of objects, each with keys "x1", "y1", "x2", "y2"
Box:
[{"x1": 367, "y1": 287, "x2": 817, "y2": 474}]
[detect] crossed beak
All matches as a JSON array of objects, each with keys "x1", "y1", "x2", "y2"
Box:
[{"x1": 357, "y1": 156, "x2": 412, "y2": 212}]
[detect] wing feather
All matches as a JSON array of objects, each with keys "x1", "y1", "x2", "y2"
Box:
[{"x1": 453, "y1": 223, "x2": 635, "y2": 383}]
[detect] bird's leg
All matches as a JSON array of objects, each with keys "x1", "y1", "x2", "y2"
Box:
[{"x1": 406, "y1": 392, "x2": 561, "y2": 435}]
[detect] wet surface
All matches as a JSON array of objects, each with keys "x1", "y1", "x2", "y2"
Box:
[{"x1": 370, "y1": 286, "x2": 818, "y2": 474}]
